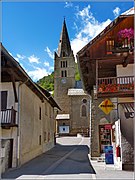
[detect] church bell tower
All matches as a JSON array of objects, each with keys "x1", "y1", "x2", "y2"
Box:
[{"x1": 54, "y1": 18, "x2": 75, "y2": 114}]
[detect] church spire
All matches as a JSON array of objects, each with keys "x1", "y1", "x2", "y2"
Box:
[{"x1": 57, "y1": 18, "x2": 72, "y2": 57}]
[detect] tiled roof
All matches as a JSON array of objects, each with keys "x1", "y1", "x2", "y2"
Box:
[{"x1": 68, "y1": 88, "x2": 87, "y2": 96}]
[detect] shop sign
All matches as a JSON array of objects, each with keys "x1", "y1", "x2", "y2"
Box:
[
  {"x1": 105, "y1": 124, "x2": 112, "y2": 129},
  {"x1": 98, "y1": 99, "x2": 115, "y2": 115}
]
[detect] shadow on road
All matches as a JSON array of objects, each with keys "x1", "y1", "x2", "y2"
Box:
[{"x1": 2, "y1": 142, "x2": 96, "y2": 179}]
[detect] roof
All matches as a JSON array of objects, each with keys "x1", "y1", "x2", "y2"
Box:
[
  {"x1": 121, "y1": 7, "x2": 134, "y2": 16},
  {"x1": 77, "y1": 7, "x2": 134, "y2": 57},
  {"x1": 57, "y1": 18, "x2": 72, "y2": 57},
  {"x1": 56, "y1": 114, "x2": 70, "y2": 120},
  {"x1": 36, "y1": 84, "x2": 61, "y2": 110},
  {"x1": 1, "y1": 43, "x2": 60, "y2": 109},
  {"x1": 68, "y1": 88, "x2": 87, "y2": 96}
]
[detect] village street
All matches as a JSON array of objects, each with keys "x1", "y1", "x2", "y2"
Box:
[
  {"x1": 2, "y1": 137, "x2": 95, "y2": 179},
  {"x1": 2, "y1": 137, "x2": 134, "y2": 180}
]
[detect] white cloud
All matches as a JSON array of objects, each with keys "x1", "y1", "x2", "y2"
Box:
[
  {"x1": 71, "y1": 5, "x2": 112, "y2": 61},
  {"x1": 28, "y1": 54, "x2": 40, "y2": 64},
  {"x1": 44, "y1": 47, "x2": 54, "y2": 59},
  {"x1": 49, "y1": 66, "x2": 54, "y2": 71},
  {"x1": 12, "y1": 53, "x2": 25, "y2": 62},
  {"x1": 17, "y1": 54, "x2": 25, "y2": 60},
  {"x1": 28, "y1": 67, "x2": 50, "y2": 82},
  {"x1": 64, "y1": 2, "x2": 73, "y2": 8},
  {"x1": 44, "y1": 61, "x2": 50, "y2": 67},
  {"x1": 113, "y1": 7, "x2": 121, "y2": 17}
]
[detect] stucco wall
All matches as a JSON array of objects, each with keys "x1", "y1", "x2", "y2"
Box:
[
  {"x1": 1, "y1": 82, "x2": 18, "y2": 168},
  {"x1": 1, "y1": 128, "x2": 18, "y2": 168},
  {"x1": 1, "y1": 82, "x2": 18, "y2": 111},
  {"x1": 19, "y1": 84, "x2": 55, "y2": 165},
  {"x1": 117, "y1": 64, "x2": 134, "y2": 76},
  {"x1": 70, "y1": 95, "x2": 90, "y2": 135}
]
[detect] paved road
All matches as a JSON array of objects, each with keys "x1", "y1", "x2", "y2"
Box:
[{"x1": 2, "y1": 137, "x2": 95, "y2": 179}]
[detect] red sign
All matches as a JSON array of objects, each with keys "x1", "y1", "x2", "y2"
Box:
[{"x1": 105, "y1": 124, "x2": 112, "y2": 130}]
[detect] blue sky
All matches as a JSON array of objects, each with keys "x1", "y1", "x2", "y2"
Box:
[{"x1": 2, "y1": 1, "x2": 134, "y2": 82}]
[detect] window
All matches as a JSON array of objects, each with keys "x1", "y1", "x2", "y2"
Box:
[
  {"x1": 63, "y1": 52, "x2": 65, "y2": 57},
  {"x1": 82, "y1": 99, "x2": 87, "y2": 104},
  {"x1": 81, "y1": 105, "x2": 87, "y2": 117},
  {"x1": 49, "y1": 107, "x2": 51, "y2": 118},
  {"x1": 106, "y1": 39, "x2": 114, "y2": 54},
  {"x1": 45, "y1": 103, "x2": 47, "y2": 116},
  {"x1": 39, "y1": 107, "x2": 41, "y2": 120},
  {"x1": 1, "y1": 91, "x2": 7, "y2": 109},
  {"x1": 39, "y1": 135, "x2": 41, "y2": 145},
  {"x1": 61, "y1": 70, "x2": 67, "y2": 77},
  {"x1": 61, "y1": 61, "x2": 67, "y2": 68}
]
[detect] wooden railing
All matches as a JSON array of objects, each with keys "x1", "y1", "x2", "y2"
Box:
[
  {"x1": 106, "y1": 38, "x2": 134, "y2": 54},
  {"x1": 1, "y1": 107, "x2": 17, "y2": 125},
  {"x1": 98, "y1": 76, "x2": 134, "y2": 94}
]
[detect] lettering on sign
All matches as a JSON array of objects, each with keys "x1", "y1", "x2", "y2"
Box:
[{"x1": 99, "y1": 99, "x2": 115, "y2": 115}]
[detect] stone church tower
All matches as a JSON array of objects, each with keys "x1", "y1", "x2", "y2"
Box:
[
  {"x1": 54, "y1": 19, "x2": 90, "y2": 136},
  {"x1": 54, "y1": 19, "x2": 75, "y2": 114}
]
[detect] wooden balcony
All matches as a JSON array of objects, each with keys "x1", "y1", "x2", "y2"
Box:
[
  {"x1": 107, "y1": 38, "x2": 134, "y2": 56},
  {"x1": 97, "y1": 76, "x2": 134, "y2": 98},
  {"x1": 1, "y1": 107, "x2": 17, "y2": 128}
]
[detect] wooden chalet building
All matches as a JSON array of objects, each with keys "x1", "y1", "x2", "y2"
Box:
[
  {"x1": 77, "y1": 8, "x2": 134, "y2": 170},
  {"x1": 1, "y1": 43, "x2": 60, "y2": 173}
]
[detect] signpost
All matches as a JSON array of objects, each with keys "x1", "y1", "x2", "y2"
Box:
[{"x1": 99, "y1": 98, "x2": 115, "y2": 115}]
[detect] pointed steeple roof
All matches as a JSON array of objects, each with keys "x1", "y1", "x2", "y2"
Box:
[{"x1": 57, "y1": 18, "x2": 72, "y2": 57}]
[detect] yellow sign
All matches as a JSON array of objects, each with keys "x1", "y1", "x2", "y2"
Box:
[{"x1": 99, "y1": 99, "x2": 115, "y2": 115}]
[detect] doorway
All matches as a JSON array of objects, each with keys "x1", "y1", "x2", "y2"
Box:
[{"x1": 99, "y1": 124, "x2": 111, "y2": 153}]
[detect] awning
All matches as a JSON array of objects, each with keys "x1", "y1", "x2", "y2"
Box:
[
  {"x1": 119, "y1": 102, "x2": 134, "y2": 118},
  {"x1": 56, "y1": 114, "x2": 70, "y2": 120}
]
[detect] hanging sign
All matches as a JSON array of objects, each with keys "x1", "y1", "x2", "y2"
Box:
[
  {"x1": 105, "y1": 124, "x2": 112, "y2": 130},
  {"x1": 99, "y1": 99, "x2": 115, "y2": 115}
]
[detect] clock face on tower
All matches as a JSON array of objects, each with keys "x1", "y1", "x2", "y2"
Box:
[{"x1": 61, "y1": 78, "x2": 67, "y2": 84}]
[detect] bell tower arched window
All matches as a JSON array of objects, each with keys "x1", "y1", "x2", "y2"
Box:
[
  {"x1": 61, "y1": 70, "x2": 67, "y2": 77},
  {"x1": 81, "y1": 105, "x2": 87, "y2": 117}
]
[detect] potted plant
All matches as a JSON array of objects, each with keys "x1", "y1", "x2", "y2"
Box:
[{"x1": 117, "y1": 28, "x2": 134, "y2": 50}]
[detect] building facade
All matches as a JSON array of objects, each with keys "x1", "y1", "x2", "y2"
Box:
[
  {"x1": 77, "y1": 8, "x2": 134, "y2": 170},
  {"x1": 1, "y1": 44, "x2": 60, "y2": 173},
  {"x1": 54, "y1": 19, "x2": 90, "y2": 136}
]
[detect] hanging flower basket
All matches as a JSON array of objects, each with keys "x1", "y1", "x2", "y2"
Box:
[{"x1": 116, "y1": 28, "x2": 134, "y2": 51}]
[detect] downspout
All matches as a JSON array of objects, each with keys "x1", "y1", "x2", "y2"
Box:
[
  {"x1": 16, "y1": 79, "x2": 28, "y2": 167},
  {"x1": 85, "y1": 93, "x2": 92, "y2": 157}
]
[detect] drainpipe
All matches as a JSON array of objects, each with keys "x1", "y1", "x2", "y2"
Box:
[
  {"x1": 89, "y1": 95, "x2": 92, "y2": 158},
  {"x1": 16, "y1": 79, "x2": 28, "y2": 167},
  {"x1": 84, "y1": 92, "x2": 92, "y2": 157}
]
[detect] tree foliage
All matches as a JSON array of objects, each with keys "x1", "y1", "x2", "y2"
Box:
[
  {"x1": 37, "y1": 72, "x2": 54, "y2": 91},
  {"x1": 37, "y1": 63, "x2": 81, "y2": 91}
]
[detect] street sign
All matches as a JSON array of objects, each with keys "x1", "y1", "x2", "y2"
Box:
[{"x1": 99, "y1": 99, "x2": 115, "y2": 115}]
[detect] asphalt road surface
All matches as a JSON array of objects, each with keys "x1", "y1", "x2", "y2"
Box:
[{"x1": 2, "y1": 137, "x2": 96, "y2": 179}]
